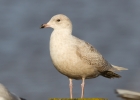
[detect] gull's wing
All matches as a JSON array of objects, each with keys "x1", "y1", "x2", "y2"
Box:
[{"x1": 73, "y1": 36, "x2": 113, "y2": 72}]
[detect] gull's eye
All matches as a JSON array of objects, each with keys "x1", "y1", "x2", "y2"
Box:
[{"x1": 56, "y1": 19, "x2": 60, "y2": 22}]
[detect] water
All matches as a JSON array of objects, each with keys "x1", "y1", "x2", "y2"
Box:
[{"x1": 0, "y1": 1, "x2": 140, "y2": 100}]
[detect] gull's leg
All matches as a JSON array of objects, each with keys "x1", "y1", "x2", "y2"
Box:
[
  {"x1": 69, "y1": 78, "x2": 73, "y2": 99},
  {"x1": 81, "y1": 78, "x2": 85, "y2": 98}
]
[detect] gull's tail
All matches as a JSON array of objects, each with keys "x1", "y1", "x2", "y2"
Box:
[
  {"x1": 111, "y1": 65, "x2": 128, "y2": 71},
  {"x1": 101, "y1": 71, "x2": 121, "y2": 78},
  {"x1": 101, "y1": 65, "x2": 128, "y2": 79}
]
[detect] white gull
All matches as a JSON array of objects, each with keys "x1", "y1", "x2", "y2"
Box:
[{"x1": 41, "y1": 14, "x2": 128, "y2": 98}]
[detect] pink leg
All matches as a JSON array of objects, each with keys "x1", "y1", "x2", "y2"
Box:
[
  {"x1": 81, "y1": 78, "x2": 85, "y2": 98},
  {"x1": 69, "y1": 78, "x2": 73, "y2": 99}
]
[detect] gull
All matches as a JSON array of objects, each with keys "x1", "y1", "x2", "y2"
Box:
[
  {"x1": 116, "y1": 89, "x2": 140, "y2": 100},
  {"x1": 40, "y1": 14, "x2": 128, "y2": 98},
  {"x1": 0, "y1": 83, "x2": 25, "y2": 100}
]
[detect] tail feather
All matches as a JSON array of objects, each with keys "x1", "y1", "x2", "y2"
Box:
[
  {"x1": 101, "y1": 65, "x2": 128, "y2": 78},
  {"x1": 110, "y1": 65, "x2": 128, "y2": 72},
  {"x1": 101, "y1": 71, "x2": 121, "y2": 78}
]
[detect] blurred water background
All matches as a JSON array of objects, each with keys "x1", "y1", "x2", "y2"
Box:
[{"x1": 0, "y1": 1, "x2": 140, "y2": 100}]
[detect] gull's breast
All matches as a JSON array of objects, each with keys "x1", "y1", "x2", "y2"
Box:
[{"x1": 49, "y1": 33, "x2": 98, "y2": 79}]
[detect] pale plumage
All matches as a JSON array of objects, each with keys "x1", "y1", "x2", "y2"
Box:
[
  {"x1": 0, "y1": 83, "x2": 25, "y2": 100},
  {"x1": 116, "y1": 89, "x2": 140, "y2": 100},
  {"x1": 40, "y1": 14, "x2": 128, "y2": 98}
]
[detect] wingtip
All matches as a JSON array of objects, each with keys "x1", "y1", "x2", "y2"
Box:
[{"x1": 20, "y1": 97, "x2": 26, "y2": 100}]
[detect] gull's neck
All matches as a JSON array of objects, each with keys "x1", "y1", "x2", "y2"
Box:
[
  {"x1": 52, "y1": 28, "x2": 72, "y2": 37},
  {"x1": 50, "y1": 28, "x2": 73, "y2": 46}
]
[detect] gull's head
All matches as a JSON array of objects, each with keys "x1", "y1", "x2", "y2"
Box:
[{"x1": 40, "y1": 14, "x2": 72, "y2": 30}]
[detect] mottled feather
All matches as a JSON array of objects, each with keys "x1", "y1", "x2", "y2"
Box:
[{"x1": 73, "y1": 36, "x2": 121, "y2": 78}]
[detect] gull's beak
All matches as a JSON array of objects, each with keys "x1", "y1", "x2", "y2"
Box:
[{"x1": 40, "y1": 23, "x2": 50, "y2": 29}]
